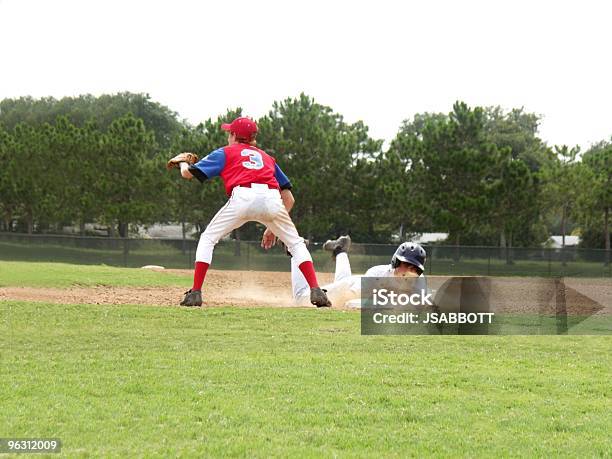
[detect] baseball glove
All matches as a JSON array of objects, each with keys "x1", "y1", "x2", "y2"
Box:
[{"x1": 166, "y1": 152, "x2": 199, "y2": 170}]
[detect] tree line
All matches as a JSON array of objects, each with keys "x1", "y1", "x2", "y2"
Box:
[{"x1": 0, "y1": 93, "x2": 609, "y2": 250}]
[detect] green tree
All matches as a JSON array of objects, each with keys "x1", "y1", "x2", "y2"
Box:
[
  {"x1": 488, "y1": 156, "x2": 538, "y2": 261},
  {"x1": 385, "y1": 113, "x2": 445, "y2": 238},
  {"x1": 577, "y1": 142, "x2": 611, "y2": 257},
  {"x1": 0, "y1": 127, "x2": 19, "y2": 231},
  {"x1": 97, "y1": 114, "x2": 158, "y2": 237},
  {"x1": 8, "y1": 123, "x2": 64, "y2": 233},
  {"x1": 42, "y1": 117, "x2": 100, "y2": 231},
  {"x1": 258, "y1": 94, "x2": 383, "y2": 241},
  {"x1": 0, "y1": 93, "x2": 182, "y2": 150},
  {"x1": 540, "y1": 145, "x2": 582, "y2": 248},
  {"x1": 483, "y1": 107, "x2": 551, "y2": 247},
  {"x1": 70, "y1": 120, "x2": 106, "y2": 234},
  {"x1": 484, "y1": 106, "x2": 551, "y2": 172},
  {"x1": 396, "y1": 102, "x2": 501, "y2": 247}
]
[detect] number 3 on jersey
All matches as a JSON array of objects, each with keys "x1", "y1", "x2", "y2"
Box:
[{"x1": 241, "y1": 149, "x2": 264, "y2": 170}]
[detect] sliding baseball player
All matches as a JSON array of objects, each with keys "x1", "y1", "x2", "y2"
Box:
[{"x1": 264, "y1": 235, "x2": 428, "y2": 307}]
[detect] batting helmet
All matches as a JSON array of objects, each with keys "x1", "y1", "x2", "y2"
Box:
[{"x1": 391, "y1": 242, "x2": 426, "y2": 274}]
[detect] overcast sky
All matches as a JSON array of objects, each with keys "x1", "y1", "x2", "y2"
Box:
[{"x1": 1, "y1": 0, "x2": 610, "y2": 149}]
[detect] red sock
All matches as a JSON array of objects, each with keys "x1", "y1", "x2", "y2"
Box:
[
  {"x1": 192, "y1": 261, "x2": 209, "y2": 291},
  {"x1": 298, "y1": 261, "x2": 319, "y2": 288}
]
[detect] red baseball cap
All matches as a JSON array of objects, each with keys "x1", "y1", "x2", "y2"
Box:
[{"x1": 221, "y1": 117, "x2": 258, "y2": 140}]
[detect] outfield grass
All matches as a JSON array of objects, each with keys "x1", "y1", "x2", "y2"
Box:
[
  {"x1": 1, "y1": 262, "x2": 610, "y2": 456},
  {"x1": 1, "y1": 301, "x2": 611, "y2": 457},
  {"x1": 0, "y1": 261, "x2": 188, "y2": 288},
  {"x1": 0, "y1": 239, "x2": 196, "y2": 269}
]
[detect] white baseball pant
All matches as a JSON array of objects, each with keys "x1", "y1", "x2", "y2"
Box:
[
  {"x1": 195, "y1": 184, "x2": 312, "y2": 266},
  {"x1": 292, "y1": 252, "x2": 361, "y2": 307}
]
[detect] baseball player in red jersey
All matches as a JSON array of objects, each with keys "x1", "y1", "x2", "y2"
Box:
[{"x1": 174, "y1": 117, "x2": 331, "y2": 308}]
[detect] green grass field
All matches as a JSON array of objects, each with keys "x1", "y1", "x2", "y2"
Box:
[
  {"x1": 1, "y1": 262, "x2": 611, "y2": 457},
  {"x1": 0, "y1": 261, "x2": 188, "y2": 288}
]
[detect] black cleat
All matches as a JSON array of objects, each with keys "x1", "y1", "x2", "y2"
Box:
[
  {"x1": 310, "y1": 287, "x2": 332, "y2": 308},
  {"x1": 323, "y1": 235, "x2": 352, "y2": 258},
  {"x1": 180, "y1": 289, "x2": 202, "y2": 307}
]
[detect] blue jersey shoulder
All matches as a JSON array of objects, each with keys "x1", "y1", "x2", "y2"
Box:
[
  {"x1": 274, "y1": 163, "x2": 292, "y2": 190},
  {"x1": 192, "y1": 147, "x2": 226, "y2": 178}
]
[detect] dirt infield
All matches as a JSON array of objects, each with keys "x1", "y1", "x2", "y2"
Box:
[
  {"x1": 0, "y1": 269, "x2": 610, "y2": 314},
  {"x1": 0, "y1": 269, "x2": 334, "y2": 308}
]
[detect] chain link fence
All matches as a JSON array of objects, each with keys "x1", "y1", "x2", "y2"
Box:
[{"x1": 0, "y1": 232, "x2": 610, "y2": 277}]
